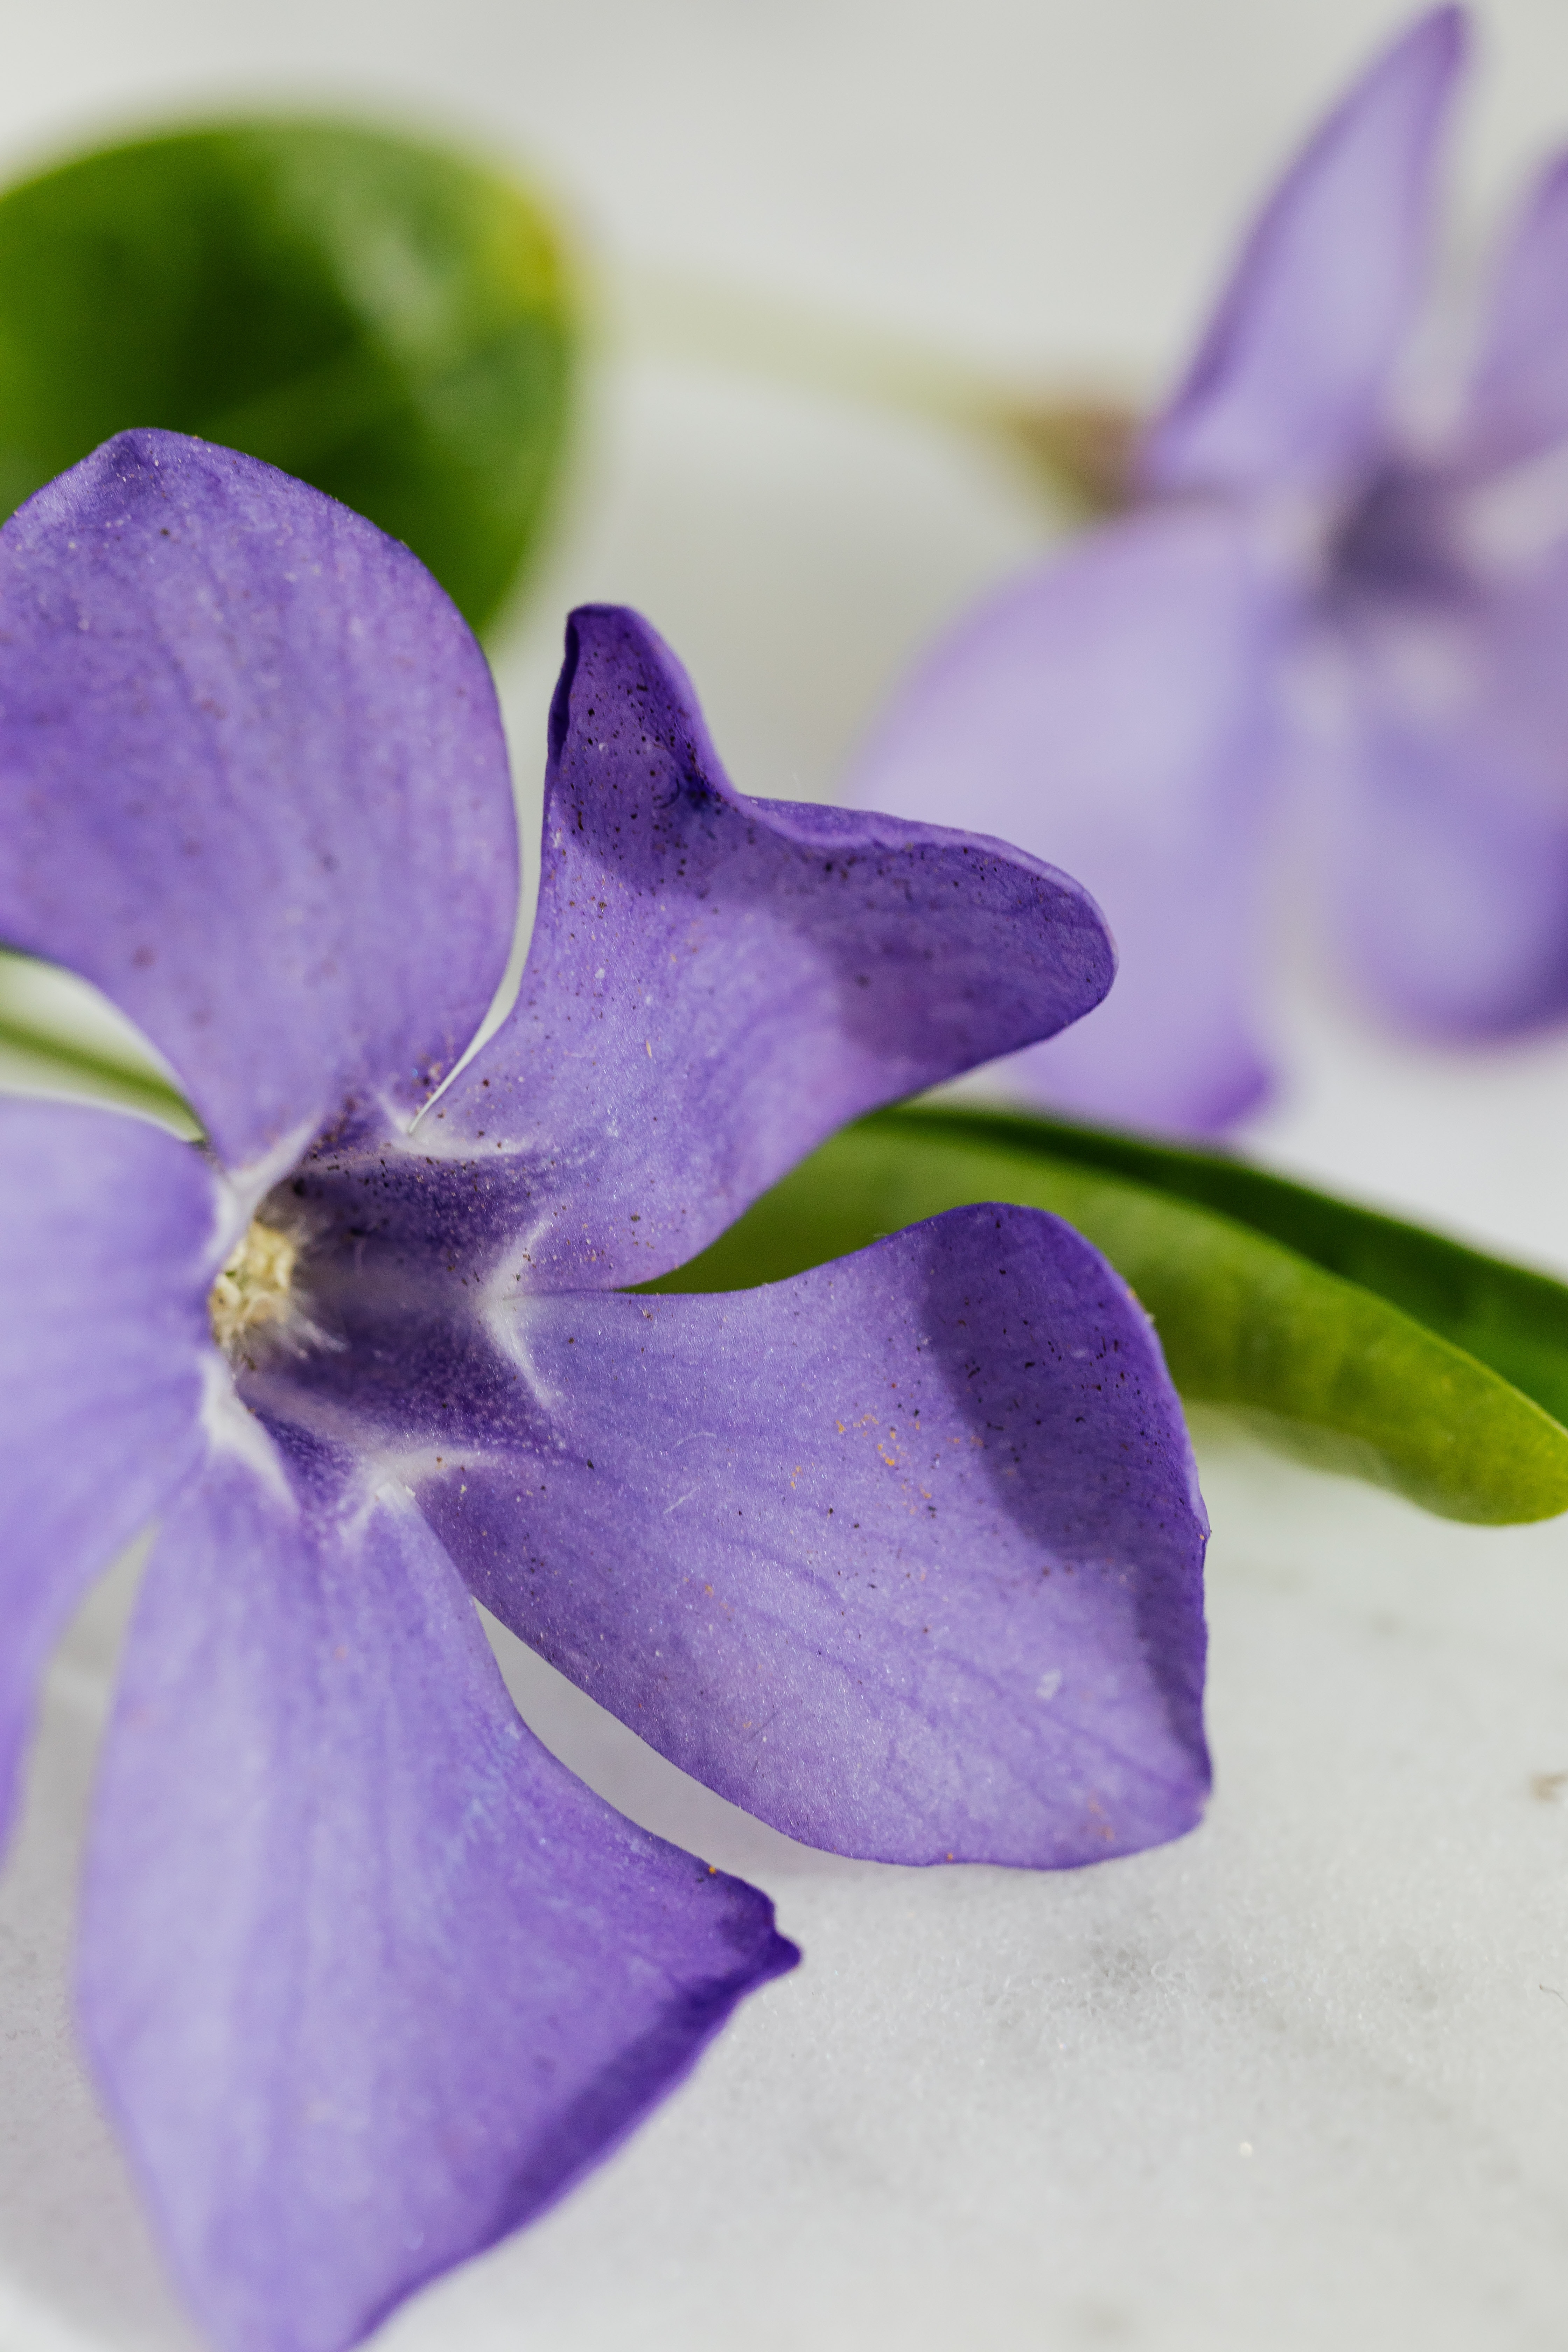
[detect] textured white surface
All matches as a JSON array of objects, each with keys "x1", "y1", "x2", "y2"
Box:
[{"x1": 4, "y1": 3, "x2": 1568, "y2": 2349}]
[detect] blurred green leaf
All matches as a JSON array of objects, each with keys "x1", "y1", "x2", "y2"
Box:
[
  {"x1": 0, "y1": 949, "x2": 200, "y2": 1133},
  {"x1": 646, "y1": 1104, "x2": 1568, "y2": 1526},
  {"x1": 0, "y1": 1010, "x2": 198, "y2": 1134},
  {"x1": 0, "y1": 121, "x2": 575, "y2": 629}
]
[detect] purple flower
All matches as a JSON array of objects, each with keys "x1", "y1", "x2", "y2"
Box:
[
  {"x1": 0, "y1": 433, "x2": 1209, "y2": 2352},
  {"x1": 849, "y1": 7, "x2": 1568, "y2": 1135}
]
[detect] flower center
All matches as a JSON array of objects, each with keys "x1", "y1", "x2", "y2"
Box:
[{"x1": 209, "y1": 1219, "x2": 299, "y2": 1354}]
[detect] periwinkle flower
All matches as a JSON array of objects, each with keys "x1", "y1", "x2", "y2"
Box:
[
  {"x1": 850, "y1": 7, "x2": 1568, "y2": 1134},
  {"x1": 0, "y1": 433, "x2": 1208, "y2": 2352}
]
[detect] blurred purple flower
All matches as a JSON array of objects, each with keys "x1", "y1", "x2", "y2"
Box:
[
  {"x1": 850, "y1": 7, "x2": 1568, "y2": 1135},
  {"x1": 0, "y1": 433, "x2": 1209, "y2": 2352}
]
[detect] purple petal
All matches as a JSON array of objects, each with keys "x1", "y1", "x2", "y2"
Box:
[
  {"x1": 1459, "y1": 151, "x2": 1568, "y2": 469},
  {"x1": 409, "y1": 1205, "x2": 1210, "y2": 1868},
  {"x1": 78, "y1": 1442, "x2": 797, "y2": 2352},
  {"x1": 1327, "y1": 559, "x2": 1568, "y2": 1033},
  {"x1": 0, "y1": 1099, "x2": 212, "y2": 1855},
  {"x1": 1141, "y1": 9, "x2": 1463, "y2": 497},
  {"x1": 846, "y1": 507, "x2": 1287, "y2": 1136},
  {"x1": 0, "y1": 432, "x2": 517, "y2": 1175},
  {"x1": 388, "y1": 604, "x2": 1113, "y2": 1287}
]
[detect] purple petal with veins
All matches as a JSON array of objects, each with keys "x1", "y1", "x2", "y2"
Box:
[
  {"x1": 359, "y1": 605, "x2": 1116, "y2": 1288},
  {"x1": 0, "y1": 1098, "x2": 214, "y2": 1853},
  {"x1": 0, "y1": 431, "x2": 517, "y2": 1173},
  {"x1": 0, "y1": 433, "x2": 1210, "y2": 2352},
  {"x1": 80, "y1": 1443, "x2": 796, "y2": 2352},
  {"x1": 257, "y1": 1203, "x2": 1209, "y2": 1868}
]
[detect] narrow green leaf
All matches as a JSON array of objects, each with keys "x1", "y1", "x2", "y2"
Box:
[
  {"x1": 645, "y1": 1107, "x2": 1568, "y2": 1526},
  {"x1": 0, "y1": 949, "x2": 200, "y2": 1133},
  {"x1": 0, "y1": 121, "x2": 575, "y2": 630},
  {"x1": 902, "y1": 1103, "x2": 1568, "y2": 1427},
  {"x1": 0, "y1": 1014, "x2": 199, "y2": 1133}
]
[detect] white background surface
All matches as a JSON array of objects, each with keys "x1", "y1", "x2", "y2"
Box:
[{"x1": 5, "y1": 3, "x2": 1568, "y2": 2348}]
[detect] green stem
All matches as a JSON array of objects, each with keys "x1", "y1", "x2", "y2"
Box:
[{"x1": 609, "y1": 264, "x2": 1141, "y2": 517}]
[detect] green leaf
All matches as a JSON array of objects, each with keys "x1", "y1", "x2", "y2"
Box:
[
  {"x1": 0, "y1": 949, "x2": 200, "y2": 1134},
  {"x1": 903, "y1": 1104, "x2": 1568, "y2": 1425},
  {"x1": 0, "y1": 1012, "x2": 198, "y2": 1134},
  {"x1": 644, "y1": 1104, "x2": 1568, "y2": 1526},
  {"x1": 0, "y1": 121, "x2": 575, "y2": 630}
]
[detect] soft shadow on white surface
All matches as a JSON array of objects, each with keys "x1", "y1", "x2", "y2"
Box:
[
  {"x1": 12, "y1": 1443, "x2": 1568, "y2": 2352},
  {"x1": 393, "y1": 1446, "x2": 1568, "y2": 2352}
]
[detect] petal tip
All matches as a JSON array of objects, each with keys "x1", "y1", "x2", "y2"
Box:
[{"x1": 549, "y1": 602, "x2": 714, "y2": 786}]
